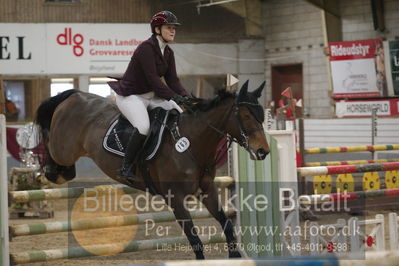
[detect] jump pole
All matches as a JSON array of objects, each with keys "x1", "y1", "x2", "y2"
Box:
[
  {"x1": 0, "y1": 115, "x2": 10, "y2": 266},
  {"x1": 10, "y1": 209, "x2": 235, "y2": 237},
  {"x1": 301, "y1": 144, "x2": 399, "y2": 154},
  {"x1": 9, "y1": 176, "x2": 234, "y2": 203},
  {"x1": 297, "y1": 162, "x2": 399, "y2": 177},
  {"x1": 305, "y1": 158, "x2": 399, "y2": 167},
  {"x1": 9, "y1": 185, "x2": 140, "y2": 203},
  {"x1": 299, "y1": 188, "x2": 399, "y2": 205}
]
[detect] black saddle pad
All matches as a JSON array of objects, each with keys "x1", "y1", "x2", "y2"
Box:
[
  {"x1": 103, "y1": 108, "x2": 179, "y2": 160},
  {"x1": 102, "y1": 115, "x2": 134, "y2": 157}
]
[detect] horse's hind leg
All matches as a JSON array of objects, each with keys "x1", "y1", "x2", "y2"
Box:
[
  {"x1": 170, "y1": 194, "x2": 205, "y2": 259},
  {"x1": 44, "y1": 156, "x2": 76, "y2": 184},
  {"x1": 199, "y1": 182, "x2": 241, "y2": 258}
]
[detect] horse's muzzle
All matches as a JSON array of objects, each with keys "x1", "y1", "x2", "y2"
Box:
[{"x1": 256, "y1": 148, "x2": 269, "y2": 160}]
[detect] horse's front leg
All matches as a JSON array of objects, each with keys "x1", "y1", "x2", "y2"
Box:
[
  {"x1": 170, "y1": 194, "x2": 205, "y2": 259},
  {"x1": 199, "y1": 181, "x2": 241, "y2": 258}
]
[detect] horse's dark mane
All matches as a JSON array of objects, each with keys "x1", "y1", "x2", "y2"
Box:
[
  {"x1": 191, "y1": 90, "x2": 236, "y2": 112},
  {"x1": 35, "y1": 89, "x2": 79, "y2": 131}
]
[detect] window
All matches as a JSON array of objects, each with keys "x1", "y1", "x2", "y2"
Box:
[
  {"x1": 89, "y1": 84, "x2": 111, "y2": 98},
  {"x1": 89, "y1": 77, "x2": 114, "y2": 99},
  {"x1": 3, "y1": 81, "x2": 25, "y2": 122},
  {"x1": 180, "y1": 75, "x2": 227, "y2": 98},
  {"x1": 51, "y1": 78, "x2": 74, "y2": 96}
]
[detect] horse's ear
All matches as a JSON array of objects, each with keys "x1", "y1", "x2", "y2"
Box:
[
  {"x1": 252, "y1": 81, "x2": 265, "y2": 98},
  {"x1": 238, "y1": 80, "x2": 249, "y2": 98}
]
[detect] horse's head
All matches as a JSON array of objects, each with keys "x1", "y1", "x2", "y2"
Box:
[{"x1": 227, "y1": 80, "x2": 269, "y2": 160}]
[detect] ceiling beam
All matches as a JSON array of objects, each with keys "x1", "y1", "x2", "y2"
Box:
[
  {"x1": 305, "y1": 0, "x2": 340, "y2": 18},
  {"x1": 219, "y1": 0, "x2": 263, "y2": 36}
]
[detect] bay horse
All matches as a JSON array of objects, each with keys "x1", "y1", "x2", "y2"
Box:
[{"x1": 35, "y1": 80, "x2": 269, "y2": 259}]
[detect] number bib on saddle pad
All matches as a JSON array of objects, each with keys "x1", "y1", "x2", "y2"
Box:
[{"x1": 102, "y1": 108, "x2": 181, "y2": 160}]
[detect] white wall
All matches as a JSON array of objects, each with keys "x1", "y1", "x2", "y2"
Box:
[
  {"x1": 303, "y1": 117, "x2": 399, "y2": 162},
  {"x1": 172, "y1": 43, "x2": 238, "y2": 75},
  {"x1": 263, "y1": 0, "x2": 331, "y2": 118},
  {"x1": 304, "y1": 117, "x2": 399, "y2": 148},
  {"x1": 173, "y1": 40, "x2": 266, "y2": 103},
  {"x1": 237, "y1": 39, "x2": 267, "y2": 105},
  {"x1": 341, "y1": 0, "x2": 399, "y2": 41}
]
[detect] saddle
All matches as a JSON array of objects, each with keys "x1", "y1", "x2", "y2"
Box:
[{"x1": 103, "y1": 107, "x2": 180, "y2": 160}]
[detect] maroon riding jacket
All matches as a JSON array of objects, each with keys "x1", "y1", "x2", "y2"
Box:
[{"x1": 108, "y1": 34, "x2": 188, "y2": 99}]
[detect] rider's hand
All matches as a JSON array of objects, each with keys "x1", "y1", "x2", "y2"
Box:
[{"x1": 171, "y1": 94, "x2": 186, "y2": 105}]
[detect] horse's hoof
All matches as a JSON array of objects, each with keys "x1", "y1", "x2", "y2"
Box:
[
  {"x1": 44, "y1": 172, "x2": 68, "y2": 184},
  {"x1": 195, "y1": 254, "x2": 205, "y2": 260},
  {"x1": 44, "y1": 172, "x2": 57, "y2": 180},
  {"x1": 300, "y1": 209, "x2": 318, "y2": 221},
  {"x1": 229, "y1": 251, "x2": 242, "y2": 258}
]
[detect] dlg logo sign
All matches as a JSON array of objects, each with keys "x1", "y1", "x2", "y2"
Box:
[{"x1": 56, "y1": 28, "x2": 84, "y2": 56}]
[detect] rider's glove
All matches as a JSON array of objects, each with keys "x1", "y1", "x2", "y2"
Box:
[{"x1": 171, "y1": 94, "x2": 189, "y2": 105}]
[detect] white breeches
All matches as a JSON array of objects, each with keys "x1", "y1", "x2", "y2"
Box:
[{"x1": 116, "y1": 92, "x2": 182, "y2": 135}]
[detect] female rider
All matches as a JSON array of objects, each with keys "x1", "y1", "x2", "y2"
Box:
[{"x1": 108, "y1": 11, "x2": 189, "y2": 178}]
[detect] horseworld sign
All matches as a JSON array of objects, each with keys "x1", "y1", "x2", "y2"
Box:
[
  {"x1": 0, "y1": 23, "x2": 149, "y2": 75},
  {"x1": 335, "y1": 98, "x2": 399, "y2": 117}
]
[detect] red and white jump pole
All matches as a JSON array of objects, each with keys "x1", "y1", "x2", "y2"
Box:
[{"x1": 298, "y1": 162, "x2": 399, "y2": 177}]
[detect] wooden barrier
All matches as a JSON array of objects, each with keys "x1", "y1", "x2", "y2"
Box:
[
  {"x1": 389, "y1": 213, "x2": 399, "y2": 250},
  {"x1": 308, "y1": 214, "x2": 389, "y2": 256}
]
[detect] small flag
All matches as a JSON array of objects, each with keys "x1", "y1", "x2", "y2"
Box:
[
  {"x1": 281, "y1": 87, "x2": 293, "y2": 98},
  {"x1": 296, "y1": 99, "x2": 302, "y2": 107},
  {"x1": 226, "y1": 74, "x2": 239, "y2": 87}
]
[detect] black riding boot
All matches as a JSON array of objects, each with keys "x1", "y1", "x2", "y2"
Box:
[{"x1": 119, "y1": 130, "x2": 147, "y2": 178}]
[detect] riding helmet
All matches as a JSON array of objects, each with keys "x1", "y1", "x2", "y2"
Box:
[{"x1": 150, "y1": 11, "x2": 181, "y2": 33}]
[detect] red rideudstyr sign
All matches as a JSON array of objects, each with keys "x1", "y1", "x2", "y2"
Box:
[{"x1": 329, "y1": 39, "x2": 384, "y2": 99}]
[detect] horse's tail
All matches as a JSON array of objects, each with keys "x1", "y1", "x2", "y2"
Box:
[
  {"x1": 35, "y1": 89, "x2": 79, "y2": 132},
  {"x1": 35, "y1": 89, "x2": 79, "y2": 184}
]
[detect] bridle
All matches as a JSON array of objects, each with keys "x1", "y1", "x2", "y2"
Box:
[
  {"x1": 182, "y1": 98, "x2": 264, "y2": 171},
  {"x1": 233, "y1": 101, "x2": 264, "y2": 150},
  {"x1": 195, "y1": 99, "x2": 264, "y2": 150}
]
